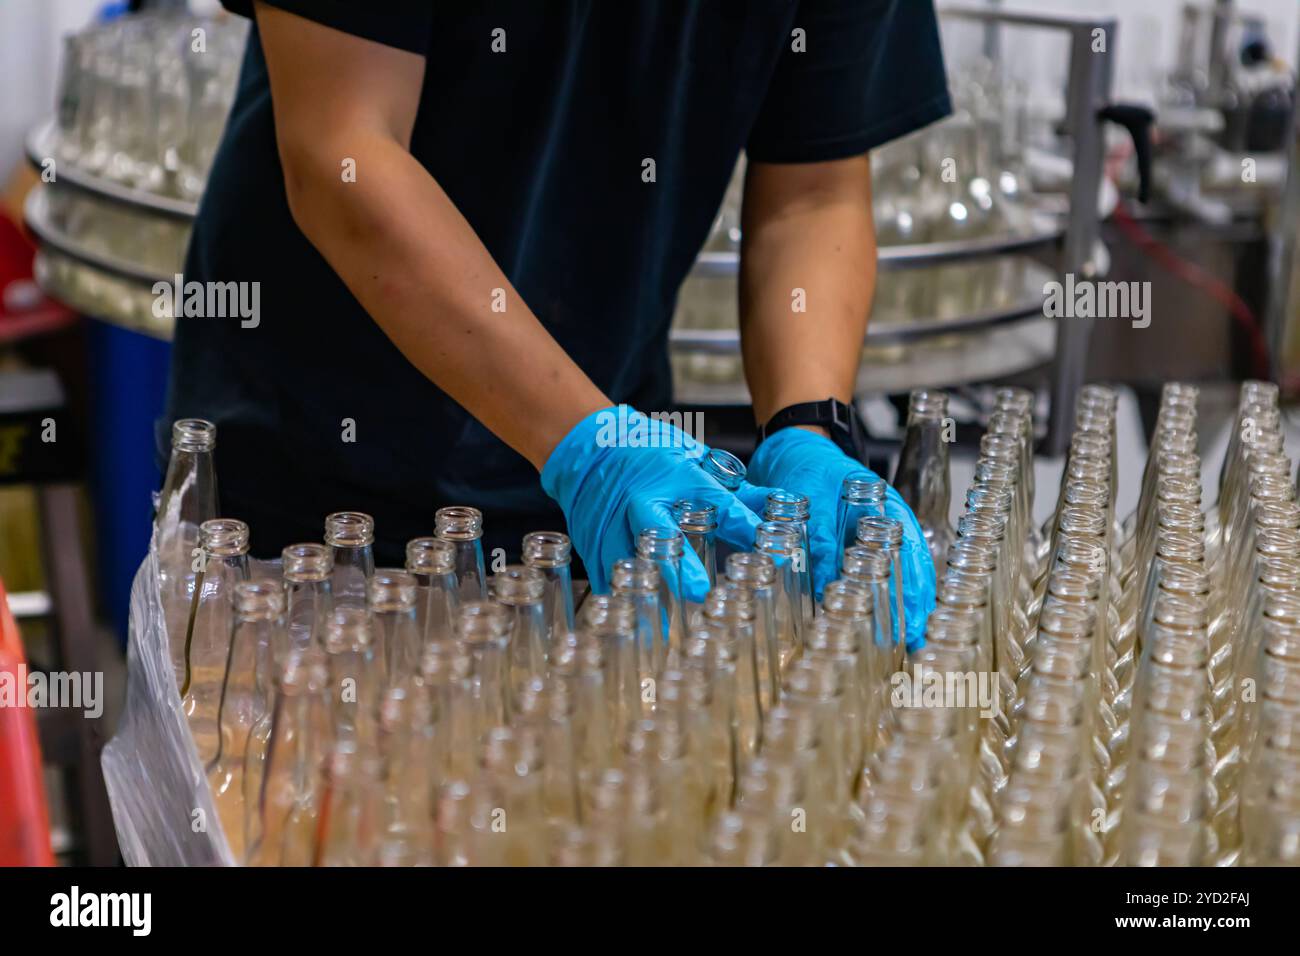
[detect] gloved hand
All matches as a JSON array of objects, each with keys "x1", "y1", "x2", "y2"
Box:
[
  {"x1": 744, "y1": 426, "x2": 936, "y2": 649},
  {"x1": 541, "y1": 406, "x2": 763, "y2": 601}
]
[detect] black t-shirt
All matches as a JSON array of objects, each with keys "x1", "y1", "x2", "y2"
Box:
[{"x1": 164, "y1": 0, "x2": 950, "y2": 565}]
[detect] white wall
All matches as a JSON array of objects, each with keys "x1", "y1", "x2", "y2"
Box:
[
  {"x1": 0, "y1": 0, "x2": 103, "y2": 184},
  {"x1": 942, "y1": 0, "x2": 1298, "y2": 108}
]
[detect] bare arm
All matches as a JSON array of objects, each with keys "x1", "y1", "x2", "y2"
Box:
[
  {"x1": 254, "y1": 2, "x2": 609, "y2": 469},
  {"x1": 738, "y1": 156, "x2": 876, "y2": 437}
]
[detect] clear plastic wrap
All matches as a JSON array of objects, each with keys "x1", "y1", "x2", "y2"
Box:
[{"x1": 101, "y1": 547, "x2": 237, "y2": 866}]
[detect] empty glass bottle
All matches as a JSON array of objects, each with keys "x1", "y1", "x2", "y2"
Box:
[
  {"x1": 249, "y1": 644, "x2": 332, "y2": 866},
  {"x1": 611, "y1": 556, "x2": 665, "y2": 700},
  {"x1": 183, "y1": 517, "x2": 251, "y2": 765},
  {"x1": 892, "y1": 389, "x2": 955, "y2": 576},
  {"x1": 404, "y1": 536, "x2": 459, "y2": 648},
  {"x1": 835, "y1": 473, "x2": 887, "y2": 553},
  {"x1": 756, "y1": 521, "x2": 807, "y2": 671},
  {"x1": 157, "y1": 418, "x2": 218, "y2": 676},
  {"x1": 282, "y1": 543, "x2": 333, "y2": 650},
  {"x1": 436, "y1": 506, "x2": 488, "y2": 602},
  {"x1": 699, "y1": 447, "x2": 747, "y2": 491},
  {"x1": 636, "y1": 527, "x2": 691, "y2": 660},
  {"x1": 492, "y1": 565, "x2": 549, "y2": 692},
  {"x1": 321, "y1": 605, "x2": 380, "y2": 748},
  {"x1": 449, "y1": 601, "x2": 514, "y2": 780},
  {"x1": 368, "y1": 569, "x2": 420, "y2": 688},
  {"x1": 674, "y1": 499, "x2": 719, "y2": 597},
  {"x1": 208, "y1": 579, "x2": 284, "y2": 862},
  {"x1": 325, "y1": 512, "x2": 375, "y2": 609},
  {"x1": 764, "y1": 491, "x2": 814, "y2": 623},
  {"x1": 857, "y1": 516, "x2": 908, "y2": 664},
  {"x1": 521, "y1": 530, "x2": 575, "y2": 641},
  {"x1": 725, "y1": 551, "x2": 780, "y2": 716}
]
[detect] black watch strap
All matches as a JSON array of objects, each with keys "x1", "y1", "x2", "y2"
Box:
[{"x1": 757, "y1": 398, "x2": 866, "y2": 462}]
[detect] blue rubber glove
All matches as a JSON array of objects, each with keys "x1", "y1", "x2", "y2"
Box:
[
  {"x1": 744, "y1": 427, "x2": 936, "y2": 650},
  {"x1": 541, "y1": 406, "x2": 763, "y2": 601}
]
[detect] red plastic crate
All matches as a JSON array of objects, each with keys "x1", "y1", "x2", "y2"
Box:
[{"x1": 0, "y1": 576, "x2": 55, "y2": 866}]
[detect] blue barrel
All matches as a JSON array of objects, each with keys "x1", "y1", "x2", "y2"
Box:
[{"x1": 85, "y1": 320, "x2": 171, "y2": 643}]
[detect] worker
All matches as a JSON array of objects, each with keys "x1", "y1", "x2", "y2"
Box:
[{"x1": 163, "y1": 1, "x2": 950, "y2": 647}]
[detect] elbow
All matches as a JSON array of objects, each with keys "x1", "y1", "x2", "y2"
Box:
[{"x1": 278, "y1": 136, "x2": 336, "y2": 241}]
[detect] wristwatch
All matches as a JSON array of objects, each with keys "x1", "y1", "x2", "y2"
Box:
[{"x1": 757, "y1": 398, "x2": 868, "y2": 463}]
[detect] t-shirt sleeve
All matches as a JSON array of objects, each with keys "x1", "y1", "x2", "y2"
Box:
[
  {"x1": 219, "y1": 0, "x2": 432, "y2": 56},
  {"x1": 747, "y1": 0, "x2": 952, "y2": 163}
]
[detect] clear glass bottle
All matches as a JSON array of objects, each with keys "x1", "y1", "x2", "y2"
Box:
[
  {"x1": 248, "y1": 644, "x2": 332, "y2": 866},
  {"x1": 702, "y1": 585, "x2": 762, "y2": 760},
  {"x1": 157, "y1": 418, "x2": 218, "y2": 679},
  {"x1": 892, "y1": 389, "x2": 955, "y2": 577},
  {"x1": 550, "y1": 631, "x2": 613, "y2": 808},
  {"x1": 316, "y1": 738, "x2": 383, "y2": 866},
  {"x1": 843, "y1": 542, "x2": 902, "y2": 679},
  {"x1": 611, "y1": 556, "x2": 665, "y2": 702},
  {"x1": 321, "y1": 605, "x2": 380, "y2": 748},
  {"x1": 857, "y1": 516, "x2": 908, "y2": 662},
  {"x1": 182, "y1": 517, "x2": 251, "y2": 765},
  {"x1": 373, "y1": 685, "x2": 437, "y2": 866},
  {"x1": 450, "y1": 600, "x2": 513, "y2": 780},
  {"x1": 436, "y1": 506, "x2": 488, "y2": 602},
  {"x1": 682, "y1": 623, "x2": 741, "y2": 812},
  {"x1": 578, "y1": 594, "x2": 640, "y2": 748},
  {"x1": 492, "y1": 565, "x2": 549, "y2": 692},
  {"x1": 471, "y1": 726, "x2": 550, "y2": 866},
  {"x1": 208, "y1": 579, "x2": 284, "y2": 862},
  {"x1": 724, "y1": 551, "x2": 781, "y2": 717},
  {"x1": 324, "y1": 511, "x2": 375, "y2": 609},
  {"x1": 404, "y1": 536, "x2": 459, "y2": 648},
  {"x1": 764, "y1": 491, "x2": 814, "y2": 623},
  {"x1": 699, "y1": 447, "x2": 747, "y2": 491},
  {"x1": 367, "y1": 569, "x2": 420, "y2": 688},
  {"x1": 835, "y1": 472, "x2": 886, "y2": 553},
  {"x1": 674, "y1": 499, "x2": 719, "y2": 598},
  {"x1": 756, "y1": 521, "x2": 807, "y2": 672},
  {"x1": 521, "y1": 530, "x2": 575, "y2": 642},
  {"x1": 281, "y1": 542, "x2": 333, "y2": 651},
  {"x1": 636, "y1": 527, "x2": 690, "y2": 661}
]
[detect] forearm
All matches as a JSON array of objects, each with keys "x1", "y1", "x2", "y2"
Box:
[
  {"x1": 281, "y1": 133, "x2": 608, "y2": 470},
  {"x1": 738, "y1": 157, "x2": 876, "y2": 432}
]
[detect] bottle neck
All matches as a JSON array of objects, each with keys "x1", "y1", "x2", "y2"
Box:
[{"x1": 894, "y1": 414, "x2": 952, "y2": 532}]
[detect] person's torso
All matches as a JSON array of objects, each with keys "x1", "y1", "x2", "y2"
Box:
[{"x1": 167, "y1": 1, "x2": 797, "y2": 556}]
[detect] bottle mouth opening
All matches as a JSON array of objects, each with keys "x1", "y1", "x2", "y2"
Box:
[
  {"x1": 611, "y1": 556, "x2": 660, "y2": 592},
  {"x1": 673, "y1": 500, "x2": 719, "y2": 534},
  {"x1": 700, "y1": 448, "x2": 746, "y2": 491},
  {"x1": 369, "y1": 569, "x2": 418, "y2": 611},
  {"x1": 841, "y1": 473, "x2": 886, "y2": 504},
  {"x1": 755, "y1": 521, "x2": 803, "y2": 556},
  {"x1": 908, "y1": 389, "x2": 949, "y2": 418},
  {"x1": 234, "y1": 580, "x2": 285, "y2": 619},
  {"x1": 171, "y1": 417, "x2": 216, "y2": 452},
  {"x1": 856, "y1": 516, "x2": 903, "y2": 547},
  {"x1": 724, "y1": 551, "x2": 776, "y2": 587},
  {"x1": 521, "y1": 530, "x2": 571, "y2": 567},
  {"x1": 454, "y1": 601, "x2": 512, "y2": 644},
  {"x1": 199, "y1": 517, "x2": 249, "y2": 556},
  {"x1": 323, "y1": 606, "x2": 374, "y2": 650},
  {"x1": 636, "y1": 527, "x2": 685, "y2": 560},
  {"x1": 490, "y1": 566, "x2": 546, "y2": 604},
  {"x1": 763, "y1": 490, "x2": 810, "y2": 521},
  {"x1": 435, "y1": 505, "x2": 483, "y2": 540},
  {"x1": 325, "y1": 511, "x2": 375, "y2": 547},
  {"x1": 282, "y1": 542, "x2": 333, "y2": 581},
  {"x1": 405, "y1": 536, "x2": 457, "y2": 574}
]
